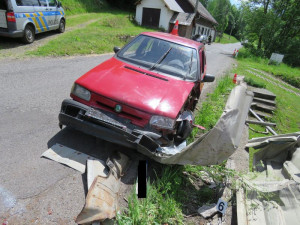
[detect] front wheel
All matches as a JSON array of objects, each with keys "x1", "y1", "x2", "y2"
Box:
[
  {"x1": 57, "y1": 19, "x2": 65, "y2": 33},
  {"x1": 22, "y1": 25, "x2": 35, "y2": 44}
]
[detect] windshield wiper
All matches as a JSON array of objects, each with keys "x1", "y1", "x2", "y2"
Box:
[{"x1": 149, "y1": 47, "x2": 172, "y2": 71}]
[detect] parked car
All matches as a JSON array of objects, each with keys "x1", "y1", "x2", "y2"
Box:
[
  {"x1": 59, "y1": 32, "x2": 215, "y2": 152},
  {"x1": 0, "y1": 0, "x2": 65, "y2": 43}
]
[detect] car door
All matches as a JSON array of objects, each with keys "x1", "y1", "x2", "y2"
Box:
[
  {"x1": 46, "y1": 0, "x2": 58, "y2": 30},
  {"x1": 33, "y1": 0, "x2": 49, "y2": 32}
]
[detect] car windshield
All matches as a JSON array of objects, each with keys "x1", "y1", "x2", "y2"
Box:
[{"x1": 117, "y1": 35, "x2": 198, "y2": 80}]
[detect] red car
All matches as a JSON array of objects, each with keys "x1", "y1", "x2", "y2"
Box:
[{"x1": 59, "y1": 32, "x2": 215, "y2": 152}]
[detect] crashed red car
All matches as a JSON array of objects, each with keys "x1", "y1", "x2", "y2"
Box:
[{"x1": 59, "y1": 32, "x2": 215, "y2": 152}]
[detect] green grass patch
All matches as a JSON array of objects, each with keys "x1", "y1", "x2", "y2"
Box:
[
  {"x1": 66, "y1": 13, "x2": 103, "y2": 27},
  {"x1": 61, "y1": 0, "x2": 109, "y2": 15},
  {"x1": 188, "y1": 75, "x2": 236, "y2": 142},
  {"x1": 237, "y1": 48, "x2": 300, "y2": 88},
  {"x1": 232, "y1": 55, "x2": 300, "y2": 170},
  {"x1": 28, "y1": 13, "x2": 156, "y2": 56},
  {"x1": 218, "y1": 33, "x2": 239, "y2": 44},
  {"x1": 244, "y1": 77, "x2": 266, "y2": 88}
]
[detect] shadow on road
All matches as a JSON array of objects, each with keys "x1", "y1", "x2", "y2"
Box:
[{"x1": 0, "y1": 30, "x2": 59, "y2": 50}]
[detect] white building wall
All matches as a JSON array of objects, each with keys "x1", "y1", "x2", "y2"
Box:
[
  {"x1": 194, "y1": 24, "x2": 213, "y2": 37},
  {"x1": 136, "y1": 0, "x2": 174, "y2": 31}
]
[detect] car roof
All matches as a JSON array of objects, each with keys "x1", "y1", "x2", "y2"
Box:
[{"x1": 141, "y1": 32, "x2": 203, "y2": 50}]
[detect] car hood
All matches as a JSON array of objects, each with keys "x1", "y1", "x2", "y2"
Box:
[{"x1": 75, "y1": 57, "x2": 195, "y2": 119}]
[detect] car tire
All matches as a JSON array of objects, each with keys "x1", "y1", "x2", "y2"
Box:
[
  {"x1": 57, "y1": 19, "x2": 65, "y2": 33},
  {"x1": 22, "y1": 25, "x2": 35, "y2": 44},
  {"x1": 175, "y1": 120, "x2": 192, "y2": 144}
]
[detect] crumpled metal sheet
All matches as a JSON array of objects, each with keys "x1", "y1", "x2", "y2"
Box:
[
  {"x1": 76, "y1": 152, "x2": 130, "y2": 225},
  {"x1": 238, "y1": 133, "x2": 300, "y2": 225},
  {"x1": 137, "y1": 84, "x2": 254, "y2": 165},
  {"x1": 246, "y1": 132, "x2": 300, "y2": 167}
]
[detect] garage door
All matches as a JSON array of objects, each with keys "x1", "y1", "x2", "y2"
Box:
[{"x1": 142, "y1": 8, "x2": 161, "y2": 28}]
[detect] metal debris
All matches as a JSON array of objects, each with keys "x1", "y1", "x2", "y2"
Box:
[
  {"x1": 41, "y1": 143, "x2": 97, "y2": 173},
  {"x1": 87, "y1": 159, "x2": 108, "y2": 189},
  {"x1": 76, "y1": 152, "x2": 130, "y2": 224},
  {"x1": 139, "y1": 84, "x2": 253, "y2": 165}
]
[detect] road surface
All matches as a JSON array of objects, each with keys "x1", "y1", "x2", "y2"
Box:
[{"x1": 0, "y1": 42, "x2": 241, "y2": 224}]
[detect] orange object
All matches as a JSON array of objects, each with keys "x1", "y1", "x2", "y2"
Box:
[
  {"x1": 233, "y1": 73, "x2": 237, "y2": 84},
  {"x1": 170, "y1": 20, "x2": 179, "y2": 36}
]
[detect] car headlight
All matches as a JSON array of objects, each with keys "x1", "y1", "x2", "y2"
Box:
[
  {"x1": 71, "y1": 83, "x2": 91, "y2": 101},
  {"x1": 149, "y1": 115, "x2": 175, "y2": 130}
]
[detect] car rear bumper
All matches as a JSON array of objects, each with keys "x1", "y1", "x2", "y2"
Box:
[
  {"x1": 59, "y1": 99, "x2": 160, "y2": 152},
  {"x1": 0, "y1": 28, "x2": 23, "y2": 38}
]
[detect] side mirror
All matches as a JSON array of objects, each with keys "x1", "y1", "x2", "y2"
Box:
[
  {"x1": 113, "y1": 46, "x2": 121, "y2": 54},
  {"x1": 57, "y1": 1, "x2": 62, "y2": 7},
  {"x1": 202, "y1": 74, "x2": 215, "y2": 82}
]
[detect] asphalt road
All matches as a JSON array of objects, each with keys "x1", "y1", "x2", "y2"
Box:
[{"x1": 0, "y1": 42, "x2": 241, "y2": 224}]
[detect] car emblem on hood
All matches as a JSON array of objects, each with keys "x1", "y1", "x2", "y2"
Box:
[{"x1": 115, "y1": 104, "x2": 122, "y2": 113}]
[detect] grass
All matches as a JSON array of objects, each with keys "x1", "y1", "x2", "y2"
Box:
[
  {"x1": 218, "y1": 33, "x2": 239, "y2": 44},
  {"x1": 61, "y1": 0, "x2": 109, "y2": 15},
  {"x1": 188, "y1": 75, "x2": 236, "y2": 142},
  {"x1": 237, "y1": 48, "x2": 300, "y2": 88},
  {"x1": 28, "y1": 13, "x2": 156, "y2": 56},
  {"x1": 233, "y1": 49, "x2": 300, "y2": 170}
]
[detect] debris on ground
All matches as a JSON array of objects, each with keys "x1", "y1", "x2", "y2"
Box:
[
  {"x1": 197, "y1": 204, "x2": 218, "y2": 219},
  {"x1": 76, "y1": 152, "x2": 130, "y2": 224},
  {"x1": 142, "y1": 84, "x2": 253, "y2": 166},
  {"x1": 237, "y1": 132, "x2": 300, "y2": 225},
  {"x1": 41, "y1": 143, "x2": 97, "y2": 173}
]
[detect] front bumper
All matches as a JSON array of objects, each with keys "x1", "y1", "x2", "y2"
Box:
[{"x1": 59, "y1": 99, "x2": 161, "y2": 153}]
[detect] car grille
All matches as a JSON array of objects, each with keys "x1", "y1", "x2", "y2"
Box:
[{"x1": 90, "y1": 93, "x2": 151, "y2": 127}]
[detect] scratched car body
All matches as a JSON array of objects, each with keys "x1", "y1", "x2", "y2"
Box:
[{"x1": 59, "y1": 32, "x2": 215, "y2": 152}]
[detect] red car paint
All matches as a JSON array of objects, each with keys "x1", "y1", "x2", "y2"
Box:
[{"x1": 71, "y1": 32, "x2": 207, "y2": 129}]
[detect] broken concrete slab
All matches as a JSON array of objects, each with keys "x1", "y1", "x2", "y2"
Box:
[
  {"x1": 252, "y1": 103, "x2": 276, "y2": 113},
  {"x1": 238, "y1": 132, "x2": 300, "y2": 225},
  {"x1": 41, "y1": 143, "x2": 97, "y2": 173},
  {"x1": 248, "y1": 87, "x2": 276, "y2": 101},
  {"x1": 76, "y1": 152, "x2": 130, "y2": 224},
  {"x1": 253, "y1": 97, "x2": 276, "y2": 107},
  {"x1": 197, "y1": 204, "x2": 218, "y2": 219}
]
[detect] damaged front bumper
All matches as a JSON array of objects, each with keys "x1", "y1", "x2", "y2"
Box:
[{"x1": 59, "y1": 99, "x2": 161, "y2": 153}]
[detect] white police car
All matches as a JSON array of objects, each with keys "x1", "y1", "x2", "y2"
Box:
[{"x1": 0, "y1": 0, "x2": 65, "y2": 43}]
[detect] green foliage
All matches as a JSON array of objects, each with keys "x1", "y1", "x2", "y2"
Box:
[
  {"x1": 188, "y1": 75, "x2": 235, "y2": 142},
  {"x1": 244, "y1": 77, "x2": 266, "y2": 88},
  {"x1": 117, "y1": 166, "x2": 185, "y2": 224},
  {"x1": 218, "y1": 33, "x2": 239, "y2": 44},
  {"x1": 233, "y1": 56, "x2": 300, "y2": 138},
  {"x1": 28, "y1": 13, "x2": 156, "y2": 56},
  {"x1": 60, "y1": 0, "x2": 109, "y2": 15},
  {"x1": 237, "y1": 48, "x2": 300, "y2": 88},
  {"x1": 240, "y1": 0, "x2": 300, "y2": 66}
]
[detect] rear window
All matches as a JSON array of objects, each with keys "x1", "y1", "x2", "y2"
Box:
[{"x1": 16, "y1": 0, "x2": 40, "y2": 6}]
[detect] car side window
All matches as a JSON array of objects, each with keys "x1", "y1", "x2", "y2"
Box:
[
  {"x1": 48, "y1": 0, "x2": 57, "y2": 7},
  {"x1": 16, "y1": 0, "x2": 40, "y2": 6},
  {"x1": 39, "y1": 0, "x2": 48, "y2": 7}
]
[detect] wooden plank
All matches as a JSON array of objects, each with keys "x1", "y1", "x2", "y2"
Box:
[{"x1": 246, "y1": 120, "x2": 276, "y2": 127}]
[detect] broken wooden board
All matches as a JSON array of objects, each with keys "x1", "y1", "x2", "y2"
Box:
[
  {"x1": 248, "y1": 87, "x2": 276, "y2": 101},
  {"x1": 41, "y1": 143, "x2": 96, "y2": 173},
  {"x1": 253, "y1": 97, "x2": 276, "y2": 107}
]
